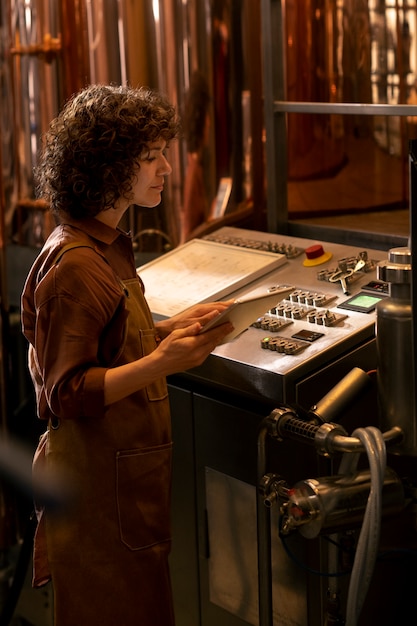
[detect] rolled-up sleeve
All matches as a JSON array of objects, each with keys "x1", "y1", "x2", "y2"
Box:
[{"x1": 26, "y1": 248, "x2": 126, "y2": 420}]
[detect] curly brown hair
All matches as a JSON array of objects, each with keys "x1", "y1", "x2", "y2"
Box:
[{"x1": 35, "y1": 84, "x2": 181, "y2": 219}]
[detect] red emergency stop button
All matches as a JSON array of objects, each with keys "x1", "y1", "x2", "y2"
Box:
[{"x1": 303, "y1": 244, "x2": 333, "y2": 267}]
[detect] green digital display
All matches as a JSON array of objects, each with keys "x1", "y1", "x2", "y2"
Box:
[{"x1": 337, "y1": 293, "x2": 384, "y2": 313}]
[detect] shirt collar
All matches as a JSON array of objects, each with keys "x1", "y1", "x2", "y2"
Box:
[{"x1": 59, "y1": 216, "x2": 131, "y2": 245}]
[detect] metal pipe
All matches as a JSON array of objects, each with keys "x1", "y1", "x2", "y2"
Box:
[
  {"x1": 267, "y1": 406, "x2": 404, "y2": 457},
  {"x1": 256, "y1": 422, "x2": 273, "y2": 626},
  {"x1": 282, "y1": 467, "x2": 405, "y2": 539},
  {"x1": 330, "y1": 426, "x2": 404, "y2": 454},
  {"x1": 308, "y1": 367, "x2": 371, "y2": 424},
  {"x1": 0, "y1": 93, "x2": 9, "y2": 439},
  {"x1": 274, "y1": 101, "x2": 417, "y2": 116},
  {"x1": 410, "y1": 144, "x2": 417, "y2": 461}
]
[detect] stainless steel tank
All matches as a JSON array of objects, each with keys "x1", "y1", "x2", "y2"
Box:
[{"x1": 376, "y1": 247, "x2": 416, "y2": 455}]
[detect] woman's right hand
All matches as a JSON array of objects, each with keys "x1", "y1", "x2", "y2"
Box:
[
  {"x1": 156, "y1": 319, "x2": 233, "y2": 374},
  {"x1": 104, "y1": 319, "x2": 233, "y2": 406}
]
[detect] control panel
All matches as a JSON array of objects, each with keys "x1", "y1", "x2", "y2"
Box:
[
  {"x1": 251, "y1": 281, "x2": 384, "y2": 355},
  {"x1": 200, "y1": 227, "x2": 385, "y2": 370},
  {"x1": 137, "y1": 226, "x2": 389, "y2": 403}
]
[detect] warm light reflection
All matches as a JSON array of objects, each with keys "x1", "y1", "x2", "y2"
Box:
[
  {"x1": 152, "y1": 0, "x2": 160, "y2": 24},
  {"x1": 285, "y1": 0, "x2": 417, "y2": 228}
]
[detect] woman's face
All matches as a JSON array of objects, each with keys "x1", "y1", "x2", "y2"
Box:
[{"x1": 131, "y1": 140, "x2": 172, "y2": 207}]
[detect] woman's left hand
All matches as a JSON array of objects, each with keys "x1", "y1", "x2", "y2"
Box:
[{"x1": 155, "y1": 301, "x2": 233, "y2": 338}]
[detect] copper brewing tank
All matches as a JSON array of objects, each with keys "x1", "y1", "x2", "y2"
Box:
[{"x1": 0, "y1": 0, "x2": 156, "y2": 552}]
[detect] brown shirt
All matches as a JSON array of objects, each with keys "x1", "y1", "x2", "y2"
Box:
[
  {"x1": 21, "y1": 217, "x2": 174, "y2": 625},
  {"x1": 21, "y1": 217, "x2": 137, "y2": 421}
]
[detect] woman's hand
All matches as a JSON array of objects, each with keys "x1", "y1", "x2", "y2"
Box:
[
  {"x1": 104, "y1": 302, "x2": 234, "y2": 406},
  {"x1": 155, "y1": 300, "x2": 234, "y2": 338},
  {"x1": 155, "y1": 317, "x2": 234, "y2": 375}
]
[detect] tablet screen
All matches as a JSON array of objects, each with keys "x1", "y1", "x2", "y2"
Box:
[{"x1": 200, "y1": 286, "x2": 294, "y2": 344}]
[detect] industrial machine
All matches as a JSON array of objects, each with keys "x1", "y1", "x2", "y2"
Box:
[
  {"x1": 1, "y1": 2, "x2": 416, "y2": 625},
  {"x1": 138, "y1": 226, "x2": 417, "y2": 626}
]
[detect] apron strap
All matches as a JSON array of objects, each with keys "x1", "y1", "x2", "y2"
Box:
[{"x1": 52, "y1": 242, "x2": 96, "y2": 265}]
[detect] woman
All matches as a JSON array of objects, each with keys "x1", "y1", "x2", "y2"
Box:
[{"x1": 21, "y1": 84, "x2": 233, "y2": 626}]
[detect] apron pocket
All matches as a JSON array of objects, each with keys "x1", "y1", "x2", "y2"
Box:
[{"x1": 116, "y1": 442, "x2": 172, "y2": 550}]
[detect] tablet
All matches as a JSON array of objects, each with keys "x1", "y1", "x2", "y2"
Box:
[{"x1": 199, "y1": 285, "x2": 294, "y2": 344}]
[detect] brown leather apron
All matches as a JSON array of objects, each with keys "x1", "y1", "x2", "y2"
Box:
[{"x1": 37, "y1": 275, "x2": 175, "y2": 626}]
